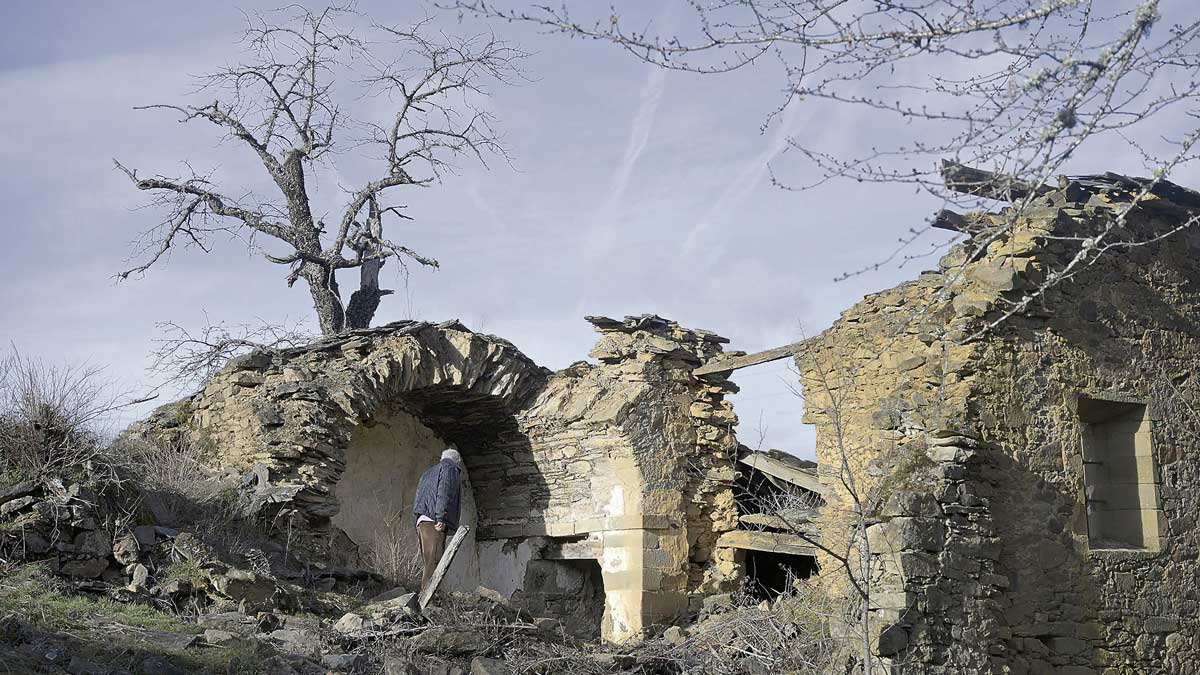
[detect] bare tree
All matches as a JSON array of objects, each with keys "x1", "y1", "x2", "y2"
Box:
[
  {"x1": 116, "y1": 5, "x2": 526, "y2": 335},
  {"x1": 447, "y1": 1, "x2": 1200, "y2": 318}
]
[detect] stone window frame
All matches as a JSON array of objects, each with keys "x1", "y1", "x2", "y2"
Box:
[{"x1": 1072, "y1": 391, "x2": 1166, "y2": 554}]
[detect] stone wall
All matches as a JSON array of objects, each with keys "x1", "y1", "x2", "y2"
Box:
[
  {"x1": 799, "y1": 182, "x2": 1200, "y2": 673},
  {"x1": 135, "y1": 315, "x2": 742, "y2": 642}
]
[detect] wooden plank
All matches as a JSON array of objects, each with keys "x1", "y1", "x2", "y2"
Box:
[
  {"x1": 694, "y1": 341, "x2": 806, "y2": 376},
  {"x1": 716, "y1": 530, "x2": 817, "y2": 557},
  {"x1": 738, "y1": 509, "x2": 818, "y2": 532},
  {"x1": 418, "y1": 525, "x2": 470, "y2": 610},
  {"x1": 931, "y1": 209, "x2": 968, "y2": 233},
  {"x1": 739, "y1": 452, "x2": 827, "y2": 496}
]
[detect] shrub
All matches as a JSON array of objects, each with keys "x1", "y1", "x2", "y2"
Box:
[
  {"x1": 362, "y1": 507, "x2": 423, "y2": 589},
  {"x1": 0, "y1": 350, "x2": 125, "y2": 482}
]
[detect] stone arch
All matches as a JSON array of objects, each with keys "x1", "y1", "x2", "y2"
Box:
[
  {"x1": 160, "y1": 321, "x2": 549, "y2": 530},
  {"x1": 136, "y1": 315, "x2": 743, "y2": 643}
]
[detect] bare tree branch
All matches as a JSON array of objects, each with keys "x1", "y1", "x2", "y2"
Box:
[{"x1": 149, "y1": 316, "x2": 314, "y2": 390}]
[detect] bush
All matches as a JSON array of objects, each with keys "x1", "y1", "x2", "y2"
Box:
[
  {"x1": 0, "y1": 350, "x2": 125, "y2": 482},
  {"x1": 362, "y1": 507, "x2": 423, "y2": 589}
]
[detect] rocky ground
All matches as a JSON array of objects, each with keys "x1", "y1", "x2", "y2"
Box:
[{"x1": 0, "y1": 468, "x2": 840, "y2": 675}]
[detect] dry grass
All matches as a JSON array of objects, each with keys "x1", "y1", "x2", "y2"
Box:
[{"x1": 361, "y1": 507, "x2": 422, "y2": 589}]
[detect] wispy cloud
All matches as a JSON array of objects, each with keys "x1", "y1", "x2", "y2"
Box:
[
  {"x1": 681, "y1": 99, "x2": 809, "y2": 265},
  {"x1": 602, "y1": 65, "x2": 668, "y2": 215}
]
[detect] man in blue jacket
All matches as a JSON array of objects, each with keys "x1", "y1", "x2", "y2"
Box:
[{"x1": 413, "y1": 448, "x2": 463, "y2": 592}]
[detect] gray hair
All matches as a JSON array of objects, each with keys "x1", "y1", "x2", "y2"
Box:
[{"x1": 441, "y1": 447, "x2": 463, "y2": 466}]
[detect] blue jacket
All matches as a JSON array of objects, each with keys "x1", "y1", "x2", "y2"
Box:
[{"x1": 413, "y1": 459, "x2": 462, "y2": 531}]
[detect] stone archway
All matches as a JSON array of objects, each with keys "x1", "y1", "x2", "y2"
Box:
[{"x1": 136, "y1": 315, "x2": 745, "y2": 643}]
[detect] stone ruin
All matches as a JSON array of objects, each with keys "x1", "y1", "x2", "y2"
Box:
[
  {"x1": 137, "y1": 315, "x2": 751, "y2": 643},
  {"x1": 797, "y1": 173, "x2": 1200, "y2": 673},
  {"x1": 137, "y1": 169, "x2": 1200, "y2": 671}
]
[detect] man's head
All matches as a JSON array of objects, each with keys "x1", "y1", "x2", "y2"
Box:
[{"x1": 441, "y1": 447, "x2": 463, "y2": 467}]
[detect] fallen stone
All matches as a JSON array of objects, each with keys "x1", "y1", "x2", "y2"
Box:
[
  {"x1": 202, "y1": 628, "x2": 241, "y2": 647},
  {"x1": 112, "y1": 534, "x2": 141, "y2": 565},
  {"x1": 74, "y1": 530, "x2": 113, "y2": 559},
  {"x1": 211, "y1": 568, "x2": 276, "y2": 609},
  {"x1": 471, "y1": 657, "x2": 509, "y2": 675},
  {"x1": 411, "y1": 626, "x2": 490, "y2": 656},
  {"x1": 128, "y1": 563, "x2": 150, "y2": 587},
  {"x1": 1, "y1": 496, "x2": 37, "y2": 516},
  {"x1": 156, "y1": 579, "x2": 193, "y2": 599},
  {"x1": 475, "y1": 586, "x2": 511, "y2": 607},
  {"x1": 196, "y1": 611, "x2": 257, "y2": 632},
  {"x1": 366, "y1": 592, "x2": 419, "y2": 618},
  {"x1": 663, "y1": 625, "x2": 687, "y2": 645},
  {"x1": 332, "y1": 612, "x2": 369, "y2": 634},
  {"x1": 702, "y1": 593, "x2": 735, "y2": 614},
  {"x1": 131, "y1": 525, "x2": 158, "y2": 548},
  {"x1": 18, "y1": 531, "x2": 51, "y2": 555},
  {"x1": 0, "y1": 482, "x2": 36, "y2": 507},
  {"x1": 383, "y1": 655, "x2": 421, "y2": 675},
  {"x1": 321, "y1": 653, "x2": 361, "y2": 670},
  {"x1": 56, "y1": 557, "x2": 110, "y2": 579},
  {"x1": 370, "y1": 586, "x2": 413, "y2": 603},
  {"x1": 264, "y1": 628, "x2": 322, "y2": 657}
]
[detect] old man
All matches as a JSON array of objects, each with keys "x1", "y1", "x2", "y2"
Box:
[{"x1": 413, "y1": 448, "x2": 464, "y2": 592}]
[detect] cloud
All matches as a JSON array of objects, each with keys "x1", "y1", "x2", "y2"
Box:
[
  {"x1": 603, "y1": 65, "x2": 669, "y2": 215},
  {"x1": 681, "y1": 97, "x2": 809, "y2": 266}
]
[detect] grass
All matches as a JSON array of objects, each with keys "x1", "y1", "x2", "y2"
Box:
[
  {"x1": 0, "y1": 563, "x2": 271, "y2": 674},
  {"x1": 158, "y1": 558, "x2": 208, "y2": 586}
]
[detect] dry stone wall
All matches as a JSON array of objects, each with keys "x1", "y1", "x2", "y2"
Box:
[
  {"x1": 135, "y1": 315, "x2": 743, "y2": 642},
  {"x1": 799, "y1": 183, "x2": 1200, "y2": 673}
]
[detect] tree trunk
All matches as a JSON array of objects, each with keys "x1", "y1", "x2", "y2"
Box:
[
  {"x1": 302, "y1": 262, "x2": 345, "y2": 335},
  {"x1": 345, "y1": 258, "x2": 393, "y2": 330}
]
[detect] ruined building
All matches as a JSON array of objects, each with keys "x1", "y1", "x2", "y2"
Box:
[
  {"x1": 139, "y1": 315, "x2": 772, "y2": 642},
  {"x1": 140, "y1": 169, "x2": 1200, "y2": 672},
  {"x1": 797, "y1": 172, "x2": 1200, "y2": 673}
]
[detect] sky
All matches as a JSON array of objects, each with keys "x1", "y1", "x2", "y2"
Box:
[{"x1": 2, "y1": 1, "x2": 1197, "y2": 459}]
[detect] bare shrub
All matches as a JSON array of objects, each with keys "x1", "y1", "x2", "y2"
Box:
[
  {"x1": 634, "y1": 580, "x2": 851, "y2": 675},
  {"x1": 112, "y1": 435, "x2": 232, "y2": 524},
  {"x1": 361, "y1": 507, "x2": 422, "y2": 590},
  {"x1": 110, "y1": 435, "x2": 277, "y2": 573},
  {"x1": 0, "y1": 350, "x2": 126, "y2": 482}
]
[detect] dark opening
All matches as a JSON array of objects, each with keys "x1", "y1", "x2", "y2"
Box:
[
  {"x1": 519, "y1": 558, "x2": 605, "y2": 639},
  {"x1": 1078, "y1": 397, "x2": 1159, "y2": 550},
  {"x1": 744, "y1": 550, "x2": 818, "y2": 600}
]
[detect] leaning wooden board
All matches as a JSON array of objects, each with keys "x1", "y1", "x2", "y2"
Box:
[{"x1": 418, "y1": 525, "x2": 470, "y2": 610}]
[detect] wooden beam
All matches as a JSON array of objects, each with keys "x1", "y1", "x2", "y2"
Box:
[
  {"x1": 695, "y1": 341, "x2": 805, "y2": 376},
  {"x1": 940, "y1": 159, "x2": 1052, "y2": 202},
  {"x1": 716, "y1": 530, "x2": 817, "y2": 557},
  {"x1": 739, "y1": 452, "x2": 827, "y2": 496},
  {"x1": 418, "y1": 525, "x2": 470, "y2": 610},
  {"x1": 738, "y1": 509, "x2": 818, "y2": 533},
  {"x1": 931, "y1": 209, "x2": 968, "y2": 233}
]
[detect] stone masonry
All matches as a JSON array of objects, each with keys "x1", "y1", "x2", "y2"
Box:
[
  {"x1": 798, "y1": 177, "x2": 1200, "y2": 673},
  {"x1": 136, "y1": 315, "x2": 743, "y2": 642}
]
